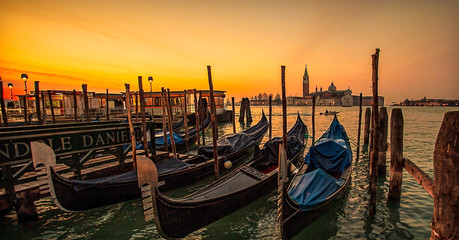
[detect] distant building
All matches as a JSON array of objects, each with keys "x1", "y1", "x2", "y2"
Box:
[
  {"x1": 299, "y1": 65, "x2": 384, "y2": 106},
  {"x1": 303, "y1": 65, "x2": 309, "y2": 98}
]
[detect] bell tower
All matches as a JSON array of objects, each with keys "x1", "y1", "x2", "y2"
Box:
[{"x1": 303, "y1": 65, "x2": 309, "y2": 98}]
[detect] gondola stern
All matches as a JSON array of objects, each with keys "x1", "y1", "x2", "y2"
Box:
[{"x1": 136, "y1": 156, "x2": 170, "y2": 237}]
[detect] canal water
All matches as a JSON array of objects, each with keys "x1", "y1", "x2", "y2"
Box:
[{"x1": 1, "y1": 106, "x2": 457, "y2": 239}]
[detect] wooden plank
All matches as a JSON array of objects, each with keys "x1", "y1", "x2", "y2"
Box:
[{"x1": 403, "y1": 157, "x2": 433, "y2": 198}]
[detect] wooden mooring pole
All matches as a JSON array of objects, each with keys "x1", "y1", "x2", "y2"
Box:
[
  {"x1": 41, "y1": 91, "x2": 47, "y2": 124},
  {"x1": 73, "y1": 89, "x2": 77, "y2": 122},
  {"x1": 0, "y1": 80, "x2": 8, "y2": 126},
  {"x1": 106, "y1": 89, "x2": 109, "y2": 121},
  {"x1": 388, "y1": 108, "x2": 404, "y2": 200},
  {"x1": 246, "y1": 98, "x2": 252, "y2": 123},
  {"x1": 207, "y1": 66, "x2": 220, "y2": 180},
  {"x1": 193, "y1": 89, "x2": 201, "y2": 147},
  {"x1": 166, "y1": 88, "x2": 177, "y2": 159},
  {"x1": 312, "y1": 95, "x2": 315, "y2": 145},
  {"x1": 34, "y1": 81, "x2": 42, "y2": 125},
  {"x1": 378, "y1": 107, "x2": 388, "y2": 175},
  {"x1": 356, "y1": 93, "x2": 363, "y2": 160},
  {"x1": 160, "y1": 88, "x2": 168, "y2": 151},
  {"x1": 48, "y1": 90, "x2": 56, "y2": 123},
  {"x1": 363, "y1": 107, "x2": 371, "y2": 146},
  {"x1": 232, "y1": 97, "x2": 236, "y2": 134},
  {"x1": 138, "y1": 76, "x2": 149, "y2": 158},
  {"x1": 269, "y1": 95, "x2": 272, "y2": 139},
  {"x1": 431, "y1": 111, "x2": 458, "y2": 240},
  {"x1": 369, "y1": 48, "x2": 380, "y2": 217},
  {"x1": 125, "y1": 84, "x2": 137, "y2": 168},
  {"x1": 183, "y1": 90, "x2": 189, "y2": 152},
  {"x1": 277, "y1": 65, "x2": 288, "y2": 228},
  {"x1": 82, "y1": 84, "x2": 90, "y2": 122},
  {"x1": 239, "y1": 98, "x2": 246, "y2": 123}
]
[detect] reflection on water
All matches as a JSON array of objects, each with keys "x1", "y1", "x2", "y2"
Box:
[{"x1": 2, "y1": 106, "x2": 457, "y2": 239}]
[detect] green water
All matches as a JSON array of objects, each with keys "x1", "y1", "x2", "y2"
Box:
[{"x1": 1, "y1": 106, "x2": 457, "y2": 239}]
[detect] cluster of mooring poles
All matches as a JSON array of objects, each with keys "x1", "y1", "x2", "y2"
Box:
[{"x1": 353, "y1": 48, "x2": 458, "y2": 240}]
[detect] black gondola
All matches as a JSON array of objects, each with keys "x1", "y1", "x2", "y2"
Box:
[
  {"x1": 280, "y1": 116, "x2": 352, "y2": 240},
  {"x1": 137, "y1": 114, "x2": 306, "y2": 238},
  {"x1": 30, "y1": 114, "x2": 268, "y2": 212}
]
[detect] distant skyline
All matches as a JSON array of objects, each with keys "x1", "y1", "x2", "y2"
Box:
[{"x1": 1, "y1": 0, "x2": 458, "y2": 104}]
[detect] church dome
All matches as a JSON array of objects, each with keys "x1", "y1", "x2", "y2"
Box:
[{"x1": 328, "y1": 82, "x2": 337, "y2": 91}]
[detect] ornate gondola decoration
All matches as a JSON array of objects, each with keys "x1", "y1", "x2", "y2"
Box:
[
  {"x1": 138, "y1": 114, "x2": 307, "y2": 238},
  {"x1": 280, "y1": 115, "x2": 352, "y2": 240}
]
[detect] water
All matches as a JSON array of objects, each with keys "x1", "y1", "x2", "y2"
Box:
[{"x1": 1, "y1": 106, "x2": 457, "y2": 239}]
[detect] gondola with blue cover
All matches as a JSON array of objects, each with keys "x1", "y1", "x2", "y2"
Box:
[
  {"x1": 137, "y1": 114, "x2": 307, "y2": 238},
  {"x1": 280, "y1": 115, "x2": 352, "y2": 240}
]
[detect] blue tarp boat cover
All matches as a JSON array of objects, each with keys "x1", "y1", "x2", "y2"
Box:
[
  {"x1": 257, "y1": 114, "x2": 306, "y2": 166},
  {"x1": 304, "y1": 117, "x2": 352, "y2": 173},
  {"x1": 198, "y1": 112, "x2": 268, "y2": 157},
  {"x1": 155, "y1": 158, "x2": 193, "y2": 175},
  {"x1": 288, "y1": 168, "x2": 345, "y2": 210}
]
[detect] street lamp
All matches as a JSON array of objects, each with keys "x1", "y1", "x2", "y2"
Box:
[
  {"x1": 8, "y1": 83, "x2": 13, "y2": 101},
  {"x1": 148, "y1": 76, "x2": 153, "y2": 116},
  {"x1": 21, "y1": 73, "x2": 29, "y2": 124}
]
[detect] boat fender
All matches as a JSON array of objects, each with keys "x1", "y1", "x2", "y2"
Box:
[{"x1": 224, "y1": 160, "x2": 232, "y2": 169}]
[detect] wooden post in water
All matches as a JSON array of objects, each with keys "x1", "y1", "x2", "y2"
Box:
[
  {"x1": 106, "y1": 89, "x2": 109, "y2": 121},
  {"x1": 232, "y1": 97, "x2": 236, "y2": 133},
  {"x1": 269, "y1": 95, "x2": 272, "y2": 139},
  {"x1": 431, "y1": 111, "x2": 458, "y2": 233},
  {"x1": 0, "y1": 80, "x2": 8, "y2": 126},
  {"x1": 430, "y1": 111, "x2": 458, "y2": 240},
  {"x1": 378, "y1": 107, "x2": 388, "y2": 175},
  {"x1": 82, "y1": 84, "x2": 90, "y2": 122},
  {"x1": 49, "y1": 90, "x2": 56, "y2": 123},
  {"x1": 356, "y1": 93, "x2": 363, "y2": 160},
  {"x1": 135, "y1": 91, "x2": 139, "y2": 122},
  {"x1": 125, "y1": 84, "x2": 137, "y2": 169},
  {"x1": 138, "y1": 76, "x2": 149, "y2": 158},
  {"x1": 23, "y1": 95, "x2": 28, "y2": 125},
  {"x1": 246, "y1": 98, "x2": 252, "y2": 123},
  {"x1": 161, "y1": 87, "x2": 168, "y2": 151},
  {"x1": 73, "y1": 90, "x2": 78, "y2": 122},
  {"x1": 183, "y1": 90, "x2": 189, "y2": 152},
  {"x1": 199, "y1": 92, "x2": 206, "y2": 145},
  {"x1": 388, "y1": 108, "x2": 404, "y2": 201},
  {"x1": 41, "y1": 92, "x2": 47, "y2": 124},
  {"x1": 312, "y1": 95, "x2": 316, "y2": 145},
  {"x1": 193, "y1": 89, "x2": 201, "y2": 147},
  {"x1": 369, "y1": 48, "x2": 380, "y2": 217},
  {"x1": 34, "y1": 81, "x2": 42, "y2": 125},
  {"x1": 239, "y1": 98, "x2": 246, "y2": 123},
  {"x1": 278, "y1": 65, "x2": 288, "y2": 231},
  {"x1": 166, "y1": 88, "x2": 177, "y2": 158},
  {"x1": 364, "y1": 107, "x2": 371, "y2": 146},
  {"x1": 207, "y1": 66, "x2": 220, "y2": 180}
]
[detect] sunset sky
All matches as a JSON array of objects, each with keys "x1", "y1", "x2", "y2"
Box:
[{"x1": 1, "y1": 0, "x2": 458, "y2": 104}]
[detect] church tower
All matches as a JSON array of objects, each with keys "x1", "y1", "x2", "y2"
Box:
[{"x1": 302, "y1": 65, "x2": 310, "y2": 98}]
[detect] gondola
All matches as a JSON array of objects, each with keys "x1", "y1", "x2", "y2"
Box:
[
  {"x1": 137, "y1": 114, "x2": 306, "y2": 238},
  {"x1": 280, "y1": 115, "x2": 352, "y2": 240},
  {"x1": 320, "y1": 111, "x2": 340, "y2": 116},
  {"x1": 30, "y1": 114, "x2": 268, "y2": 212}
]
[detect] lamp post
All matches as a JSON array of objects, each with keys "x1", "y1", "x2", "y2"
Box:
[
  {"x1": 8, "y1": 83, "x2": 13, "y2": 101},
  {"x1": 21, "y1": 73, "x2": 29, "y2": 124},
  {"x1": 148, "y1": 76, "x2": 153, "y2": 116}
]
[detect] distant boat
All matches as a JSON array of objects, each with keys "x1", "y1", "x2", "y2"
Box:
[{"x1": 320, "y1": 111, "x2": 340, "y2": 116}]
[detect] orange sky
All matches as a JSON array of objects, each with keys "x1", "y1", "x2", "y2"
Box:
[{"x1": 1, "y1": 0, "x2": 458, "y2": 104}]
